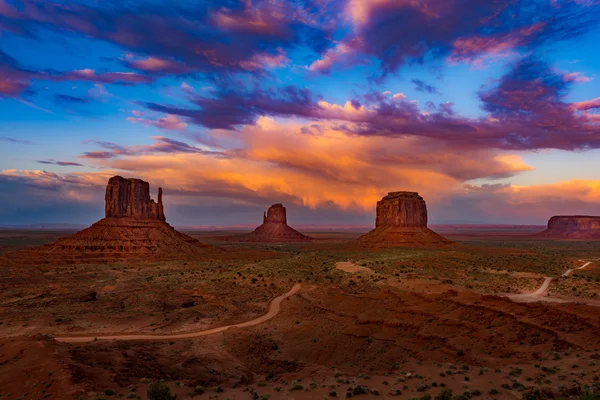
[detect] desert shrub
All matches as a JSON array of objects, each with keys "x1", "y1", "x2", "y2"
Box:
[
  {"x1": 147, "y1": 381, "x2": 176, "y2": 400},
  {"x1": 434, "y1": 388, "x2": 453, "y2": 400},
  {"x1": 579, "y1": 393, "x2": 600, "y2": 400},
  {"x1": 352, "y1": 386, "x2": 369, "y2": 395},
  {"x1": 520, "y1": 389, "x2": 542, "y2": 400}
]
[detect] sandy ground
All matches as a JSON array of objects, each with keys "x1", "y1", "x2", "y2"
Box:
[
  {"x1": 336, "y1": 261, "x2": 374, "y2": 274},
  {"x1": 506, "y1": 260, "x2": 598, "y2": 305},
  {"x1": 55, "y1": 284, "x2": 301, "y2": 343},
  {"x1": 2, "y1": 229, "x2": 600, "y2": 399}
]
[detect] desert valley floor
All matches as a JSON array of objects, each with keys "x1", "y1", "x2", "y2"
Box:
[{"x1": 1, "y1": 227, "x2": 600, "y2": 400}]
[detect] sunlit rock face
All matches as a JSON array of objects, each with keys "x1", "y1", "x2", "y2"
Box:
[
  {"x1": 359, "y1": 191, "x2": 451, "y2": 247},
  {"x1": 263, "y1": 203, "x2": 287, "y2": 224},
  {"x1": 105, "y1": 176, "x2": 165, "y2": 221},
  {"x1": 375, "y1": 192, "x2": 428, "y2": 228},
  {"x1": 5, "y1": 176, "x2": 212, "y2": 264},
  {"x1": 538, "y1": 216, "x2": 600, "y2": 239}
]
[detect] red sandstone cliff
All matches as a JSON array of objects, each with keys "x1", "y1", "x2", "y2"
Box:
[
  {"x1": 7, "y1": 176, "x2": 211, "y2": 263},
  {"x1": 228, "y1": 204, "x2": 313, "y2": 242},
  {"x1": 538, "y1": 215, "x2": 600, "y2": 239},
  {"x1": 359, "y1": 192, "x2": 451, "y2": 247}
]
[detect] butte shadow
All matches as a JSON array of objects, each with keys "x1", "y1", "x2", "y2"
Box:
[
  {"x1": 358, "y1": 191, "x2": 452, "y2": 247},
  {"x1": 5, "y1": 176, "x2": 216, "y2": 264},
  {"x1": 224, "y1": 203, "x2": 314, "y2": 243},
  {"x1": 536, "y1": 215, "x2": 600, "y2": 240}
]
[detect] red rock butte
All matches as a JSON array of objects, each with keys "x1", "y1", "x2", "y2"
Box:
[
  {"x1": 228, "y1": 204, "x2": 313, "y2": 242},
  {"x1": 359, "y1": 191, "x2": 451, "y2": 247},
  {"x1": 537, "y1": 215, "x2": 600, "y2": 239},
  {"x1": 6, "y1": 176, "x2": 212, "y2": 264}
]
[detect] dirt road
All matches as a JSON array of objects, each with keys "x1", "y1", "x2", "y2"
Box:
[
  {"x1": 54, "y1": 284, "x2": 301, "y2": 343},
  {"x1": 506, "y1": 260, "x2": 594, "y2": 304}
]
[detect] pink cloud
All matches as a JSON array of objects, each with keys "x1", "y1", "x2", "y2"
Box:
[
  {"x1": 127, "y1": 113, "x2": 187, "y2": 131},
  {"x1": 572, "y1": 97, "x2": 600, "y2": 111},
  {"x1": 562, "y1": 72, "x2": 593, "y2": 83}
]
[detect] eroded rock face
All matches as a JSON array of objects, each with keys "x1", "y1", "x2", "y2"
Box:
[
  {"x1": 7, "y1": 176, "x2": 212, "y2": 264},
  {"x1": 228, "y1": 203, "x2": 312, "y2": 242},
  {"x1": 359, "y1": 191, "x2": 450, "y2": 247},
  {"x1": 376, "y1": 192, "x2": 428, "y2": 228},
  {"x1": 547, "y1": 216, "x2": 600, "y2": 231},
  {"x1": 263, "y1": 203, "x2": 287, "y2": 224},
  {"x1": 105, "y1": 176, "x2": 165, "y2": 221},
  {"x1": 539, "y1": 215, "x2": 600, "y2": 239}
]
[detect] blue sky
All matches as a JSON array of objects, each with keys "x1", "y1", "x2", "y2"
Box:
[{"x1": 1, "y1": 0, "x2": 599, "y2": 226}]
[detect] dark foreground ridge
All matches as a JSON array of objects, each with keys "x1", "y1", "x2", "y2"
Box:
[{"x1": 359, "y1": 191, "x2": 451, "y2": 247}]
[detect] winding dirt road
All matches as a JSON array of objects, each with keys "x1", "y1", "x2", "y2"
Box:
[
  {"x1": 54, "y1": 284, "x2": 301, "y2": 343},
  {"x1": 506, "y1": 260, "x2": 594, "y2": 304}
]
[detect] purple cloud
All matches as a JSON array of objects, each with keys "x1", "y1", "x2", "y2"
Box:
[
  {"x1": 411, "y1": 79, "x2": 441, "y2": 95},
  {"x1": 37, "y1": 160, "x2": 84, "y2": 167},
  {"x1": 142, "y1": 56, "x2": 600, "y2": 151},
  {"x1": 0, "y1": 0, "x2": 331, "y2": 77},
  {"x1": 146, "y1": 85, "x2": 319, "y2": 130},
  {"x1": 80, "y1": 137, "x2": 228, "y2": 159},
  {"x1": 311, "y1": 0, "x2": 599, "y2": 77}
]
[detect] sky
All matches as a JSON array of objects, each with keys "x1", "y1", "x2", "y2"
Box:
[{"x1": 1, "y1": 0, "x2": 600, "y2": 227}]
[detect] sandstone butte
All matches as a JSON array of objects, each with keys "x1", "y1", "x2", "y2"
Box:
[
  {"x1": 537, "y1": 215, "x2": 600, "y2": 239},
  {"x1": 6, "y1": 176, "x2": 212, "y2": 264},
  {"x1": 358, "y1": 191, "x2": 451, "y2": 247},
  {"x1": 228, "y1": 203, "x2": 313, "y2": 242}
]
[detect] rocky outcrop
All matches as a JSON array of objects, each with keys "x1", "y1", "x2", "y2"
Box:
[
  {"x1": 227, "y1": 204, "x2": 313, "y2": 242},
  {"x1": 105, "y1": 176, "x2": 165, "y2": 221},
  {"x1": 359, "y1": 192, "x2": 451, "y2": 247},
  {"x1": 538, "y1": 216, "x2": 600, "y2": 239},
  {"x1": 264, "y1": 204, "x2": 287, "y2": 224},
  {"x1": 376, "y1": 192, "x2": 428, "y2": 228},
  {"x1": 8, "y1": 176, "x2": 213, "y2": 263}
]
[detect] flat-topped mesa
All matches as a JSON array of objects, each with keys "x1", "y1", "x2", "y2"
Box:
[
  {"x1": 547, "y1": 216, "x2": 600, "y2": 231},
  {"x1": 263, "y1": 203, "x2": 287, "y2": 224},
  {"x1": 376, "y1": 191, "x2": 428, "y2": 228},
  {"x1": 105, "y1": 176, "x2": 165, "y2": 221},
  {"x1": 538, "y1": 215, "x2": 600, "y2": 239},
  {"x1": 359, "y1": 191, "x2": 450, "y2": 247}
]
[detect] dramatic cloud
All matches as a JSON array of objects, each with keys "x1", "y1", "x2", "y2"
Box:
[
  {"x1": 145, "y1": 58, "x2": 600, "y2": 151},
  {"x1": 146, "y1": 85, "x2": 319, "y2": 130},
  {"x1": 310, "y1": 0, "x2": 600, "y2": 76},
  {"x1": 0, "y1": 0, "x2": 330, "y2": 76},
  {"x1": 1, "y1": 0, "x2": 599, "y2": 225}
]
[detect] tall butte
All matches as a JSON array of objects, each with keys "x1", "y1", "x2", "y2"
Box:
[
  {"x1": 537, "y1": 215, "x2": 600, "y2": 239},
  {"x1": 358, "y1": 191, "x2": 451, "y2": 247},
  {"x1": 8, "y1": 176, "x2": 211, "y2": 264},
  {"x1": 229, "y1": 203, "x2": 313, "y2": 242}
]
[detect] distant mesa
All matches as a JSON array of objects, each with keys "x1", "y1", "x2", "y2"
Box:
[
  {"x1": 7, "y1": 176, "x2": 212, "y2": 264},
  {"x1": 537, "y1": 215, "x2": 600, "y2": 240},
  {"x1": 358, "y1": 191, "x2": 451, "y2": 247},
  {"x1": 226, "y1": 203, "x2": 313, "y2": 242}
]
